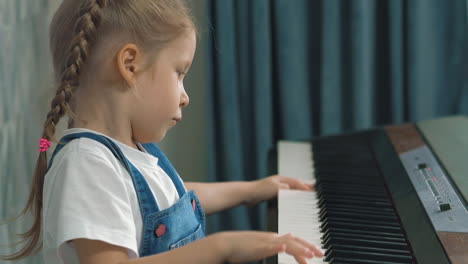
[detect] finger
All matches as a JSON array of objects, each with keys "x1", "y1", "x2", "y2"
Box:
[
  {"x1": 294, "y1": 255, "x2": 309, "y2": 264},
  {"x1": 268, "y1": 243, "x2": 286, "y2": 256},
  {"x1": 279, "y1": 183, "x2": 290, "y2": 189},
  {"x1": 279, "y1": 234, "x2": 315, "y2": 259},
  {"x1": 293, "y1": 236, "x2": 325, "y2": 257},
  {"x1": 279, "y1": 243, "x2": 287, "y2": 252},
  {"x1": 310, "y1": 244, "x2": 324, "y2": 257},
  {"x1": 245, "y1": 243, "x2": 285, "y2": 262},
  {"x1": 281, "y1": 178, "x2": 311, "y2": 191},
  {"x1": 285, "y1": 242, "x2": 314, "y2": 259}
]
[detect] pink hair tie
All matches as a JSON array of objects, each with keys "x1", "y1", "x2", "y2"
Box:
[{"x1": 39, "y1": 138, "x2": 52, "y2": 152}]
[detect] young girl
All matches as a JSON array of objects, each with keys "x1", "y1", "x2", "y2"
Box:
[{"x1": 2, "y1": 1, "x2": 324, "y2": 263}]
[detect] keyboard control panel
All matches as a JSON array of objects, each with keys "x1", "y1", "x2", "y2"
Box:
[{"x1": 400, "y1": 146, "x2": 468, "y2": 232}]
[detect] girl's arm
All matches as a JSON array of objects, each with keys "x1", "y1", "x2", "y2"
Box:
[
  {"x1": 185, "y1": 181, "x2": 252, "y2": 215},
  {"x1": 74, "y1": 231, "x2": 323, "y2": 264},
  {"x1": 185, "y1": 175, "x2": 313, "y2": 215}
]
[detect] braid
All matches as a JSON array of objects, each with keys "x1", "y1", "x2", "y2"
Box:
[
  {"x1": 0, "y1": 1, "x2": 112, "y2": 260},
  {"x1": 43, "y1": 0, "x2": 109, "y2": 141}
]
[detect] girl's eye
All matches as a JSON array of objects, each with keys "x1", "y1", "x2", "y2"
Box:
[{"x1": 178, "y1": 71, "x2": 186, "y2": 77}]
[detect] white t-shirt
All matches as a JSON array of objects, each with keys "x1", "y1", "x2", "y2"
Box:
[{"x1": 42, "y1": 128, "x2": 180, "y2": 264}]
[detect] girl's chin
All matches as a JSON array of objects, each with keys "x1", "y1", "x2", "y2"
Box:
[
  {"x1": 138, "y1": 130, "x2": 166, "y2": 143},
  {"x1": 153, "y1": 131, "x2": 166, "y2": 142}
]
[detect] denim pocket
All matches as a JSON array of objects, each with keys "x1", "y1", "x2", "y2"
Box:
[{"x1": 169, "y1": 224, "x2": 203, "y2": 250}]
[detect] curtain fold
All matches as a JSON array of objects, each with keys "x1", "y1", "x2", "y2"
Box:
[{"x1": 206, "y1": 0, "x2": 468, "y2": 233}]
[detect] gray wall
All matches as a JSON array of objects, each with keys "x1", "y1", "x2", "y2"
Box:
[
  {"x1": 159, "y1": 0, "x2": 209, "y2": 183},
  {"x1": 1, "y1": 1, "x2": 61, "y2": 263}
]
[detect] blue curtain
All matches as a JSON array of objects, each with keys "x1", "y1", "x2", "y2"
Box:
[{"x1": 205, "y1": 0, "x2": 468, "y2": 233}]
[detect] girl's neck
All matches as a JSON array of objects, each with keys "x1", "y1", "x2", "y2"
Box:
[
  {"x1": 71, "y1": 121, "x2": 140, "y2": 150},
  {"x1": 71, "y1": 85, "x2": 139, "y2": 150}
]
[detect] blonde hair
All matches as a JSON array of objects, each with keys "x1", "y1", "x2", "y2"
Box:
[{"x1": 1, "y1": 0, "x2": 195, "y2": 260}]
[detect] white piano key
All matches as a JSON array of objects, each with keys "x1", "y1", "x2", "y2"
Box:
[
  {"x1": 277, "y1": 141, "x2": 326, "y2": 264},
  {"x1": 278, "y1": 190, "x2": 326, "y2": 264},
  {"x1": 278, "y1": 141, "x2": 316, "y2": 185}
]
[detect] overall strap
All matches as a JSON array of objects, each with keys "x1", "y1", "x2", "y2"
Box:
[
  {"x1": 140, "y1": 143, "x2": 187, "y2": 198},
  {"x1": 48, "y1": 132, "x2": 161, "y2": 214}
]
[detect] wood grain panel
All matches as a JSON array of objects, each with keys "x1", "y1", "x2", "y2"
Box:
[
  {"x1": 385, "y1": 123, "x2": 425, "y2": 154},
  {"x1": 438, "y1": 232, "x2": 468, "y2": 264}
]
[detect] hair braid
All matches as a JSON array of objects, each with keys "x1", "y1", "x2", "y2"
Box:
[
  {"x1": 0, "y1": 0, "x2": 109, "y2": 260},
  {"x1": 44, "y1": 0, "x2": 109, "y2": 141}
]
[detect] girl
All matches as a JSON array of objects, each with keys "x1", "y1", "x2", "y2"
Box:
[{"x1": 2, "y1": 0, "x2": 324, "y2": 263}]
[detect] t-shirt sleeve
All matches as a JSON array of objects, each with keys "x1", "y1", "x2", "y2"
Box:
[{"x1": 43, "y1": 146, "x2": 138, "y2": 258}]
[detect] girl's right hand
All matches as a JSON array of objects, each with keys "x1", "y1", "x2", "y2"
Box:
[{"x1": 215, "y1": 231, "x2": 324, "y2": 264}]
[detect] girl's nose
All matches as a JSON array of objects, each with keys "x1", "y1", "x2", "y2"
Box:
[{"x1": 180, "y1": 89, "x2": 189, "y2": 107}]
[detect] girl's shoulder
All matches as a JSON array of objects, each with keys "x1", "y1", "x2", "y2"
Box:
[
  {"x1": 42, "y1": 130, "x2": 135, "y2": 218},
  {"x1": 42, "y1": 132, "x2": 140, "y2": 259},
  {"x1": 51, "y1": 128, "x2": 159, "y2": 170},
  {"x1": 49, "y1": 134, "x2": 123, "y2": 172}
]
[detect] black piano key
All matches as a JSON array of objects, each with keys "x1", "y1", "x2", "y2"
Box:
[
  {"x1": 320, "y1": 220, "x2": 403, "y2": 234},
  {"x1": 331, "y1": 256, "x2": 414, "y2": 264},
  {"x1": 316, "y1": 178, "x2": 385, "y2": 189},
  {"x1": 313, "y1": 160, "x2": 378, "y2": 170},
  {"x1": 319, "y1": 193, "x2": 392, "y2": 204},
  {"x1": 325, "y1": 248, "x2": 414, "y2": 263},
  {"x1": 322, "y1": 230, "x2": 407, "y2": 243},
  {"x1": 316, "y1": 182, "x2": 387, "y2": 192},
  {"x1": 322, "y1": 227, "x2": 405, "y2": 240},
  {"x1": 315, "y1": 170, "x2": 383, "y2": 180},
  {"x1": 318, "y1": 203, "x2": 397, "y2": 216},
  {"x1": 327, "y1": 244, "x2": 411, "y2": 260},
  {"x1": 317, "y1": 187, "x2": 388, "y2": 199},
  {"x1": 320, "y1": 216, "x2": 401, "y2": 229},
  {"x1": 319, "y1": 209, "x2": 397, "y2": 224},
  {"x1": 319, "y1": 211, "x2": 399, "y2": 224},
  {"x1": 323, "y1": 236, "x2": 411, "y2": 251},
  {"x1": 318, "y1": 197, "x2": 392, "y2": 208}
]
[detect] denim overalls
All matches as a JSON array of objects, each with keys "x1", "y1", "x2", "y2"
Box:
[{"x1": 47, "y1": 132, "x2": 206, "y2": 257}]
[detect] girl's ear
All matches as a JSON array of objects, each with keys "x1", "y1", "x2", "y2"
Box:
[{"x1": 117, "y1": 43, "x2": 141, "y2": 87}]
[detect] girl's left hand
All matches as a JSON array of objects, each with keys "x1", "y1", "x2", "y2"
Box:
[{"x1": 245, "y1": 175, "x2": 314, "y2": 207}]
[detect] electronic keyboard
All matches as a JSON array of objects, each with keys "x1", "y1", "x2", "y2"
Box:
[{"x1": 265, "y1": 116, "x2": 468, "y2": 264}]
